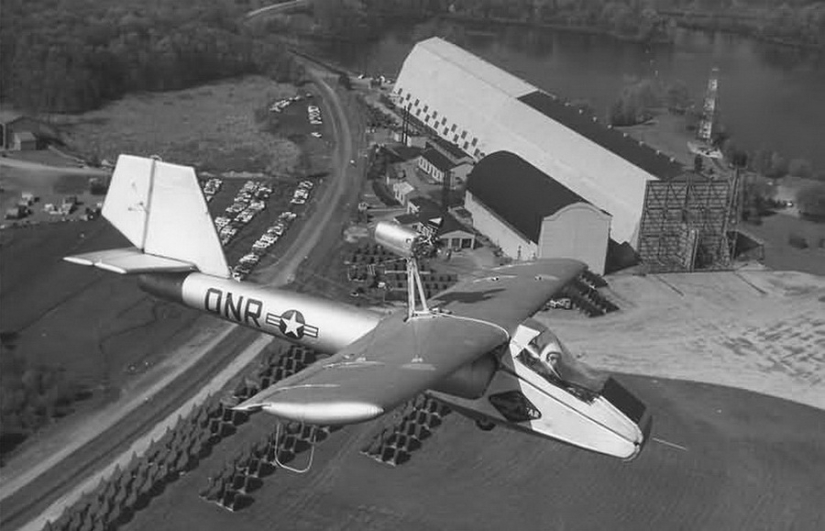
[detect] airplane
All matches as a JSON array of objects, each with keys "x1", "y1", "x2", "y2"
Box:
[{"x1": 65, "y1": 155, "x2": 651, "y2": 462}]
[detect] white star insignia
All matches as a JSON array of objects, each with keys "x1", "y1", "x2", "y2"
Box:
[{"x1": 282, "y1": 312, "x2": 304, "y2": 337}]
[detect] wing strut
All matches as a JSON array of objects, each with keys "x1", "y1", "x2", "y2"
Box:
[{"x1": 406, "y1": 251, "x2": 431, "y2": 320}]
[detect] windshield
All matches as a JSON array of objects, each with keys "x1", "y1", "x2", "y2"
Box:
[{"x1": 516, "y1": 328, "x2": 606, "y2": 402}]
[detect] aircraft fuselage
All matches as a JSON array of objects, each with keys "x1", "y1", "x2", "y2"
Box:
[{"x1": 138, "y1": 272, "x2": 382, "y2": 354}]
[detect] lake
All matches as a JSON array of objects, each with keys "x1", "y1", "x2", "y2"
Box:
[{"x1": 315, "y1": 23, "x2": 825, "y2": 171}]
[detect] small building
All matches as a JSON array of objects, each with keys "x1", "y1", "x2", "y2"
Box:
[
  {"x1": 1, "y1": 111, "x2": 48, "y2": 150},
  {"x1": 427, "y1": 136, "x2": 474, "y2": 166},
  {"x1": 5, "y1": 206, "x2": 27, "y2": 220},
  {"x1": 392, "y1": 180, "x2": 416, "y2": 206},
  {"x1": 391, "y1": 132, "x2": 428, "y2": 149},
  {"x1": 407, "y1": 196, "x2": 440, "y2": 216},
  {"x1": 13, "y1": 131, "x2": 37, "y2": 151},
  {"x1": 464, "y1": 151, "x2": 611, "y2": 274},
  {"x1": 450, "y1": 161, "x2": 474, "y2": 185},
  {"x1": 417, "y1": 148, "x2": 454, "y2": 184},
  {"x1": 395, "y1": 209, "x2": 476, "y2": 251},
  {"x1": 384, "y1": 143, "x2": 422, "y2": 163}
]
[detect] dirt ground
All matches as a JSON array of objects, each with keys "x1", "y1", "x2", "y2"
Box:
[
  {"x1": 0, "y1": 156, "x2": 107, "y2": 225},
  {"x1": 537, "y1": 269, "x2": 825, "y2": 410},
  {"x1": 0, "y1": 219, "x2": 205, "y2": 414},
  {"x1": 119, "y1": 373, "x2": 825, "y2": 531},
  {"x1": 109, "y1": 266, "x2": 825, "y2": 531}
]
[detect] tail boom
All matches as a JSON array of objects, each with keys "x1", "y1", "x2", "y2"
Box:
[{"x1": 138, "y1": 272, "x2": 381, "y2": 355}]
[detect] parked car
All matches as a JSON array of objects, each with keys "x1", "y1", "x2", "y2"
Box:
[
  {"x1": 232, "y1": 265, "x2": 251, "y2": 281},
  {"x1": 239, "y1": 253, "x2": 260, "y2": 266},
  {"x1": 236, "y1": 210, "x2": 255, "y2": 224},
  {"x1": 268, "y1": 222, "x2": 286, "y2": 236},
  {"x1": 544, "y1": 298, "x2": 573, "y2": 310}
]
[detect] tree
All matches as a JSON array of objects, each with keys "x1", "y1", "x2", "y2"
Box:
[
  {"x1": 797, "y1": 183, "x2": 825, "y2": 220},
  {"x1": 767, "y1": 152, "x2": 789, "y2": 178},
  {"x1": 665, "y1": 80, "x2": 691, "y2": 113},
  {"x1": 608, "y1": 78, "x2": 658, "y2": 126},
  {"x1": 788, "y1": 158, "x2": 813, "y2": 179}
]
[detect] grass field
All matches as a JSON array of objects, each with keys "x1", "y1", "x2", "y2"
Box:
[
  {"x1": 0, "y1": 220, "x2": 204, "y2": 423},
  {"x1": 62, "y1": 76, "x2": 302, "y2": 174},
  {"x1": 742, "y1": 213, "x2": 825, "y2": 275},
  {"x1": 0, "y1": 74, "x2": 340, "y2": 457}
]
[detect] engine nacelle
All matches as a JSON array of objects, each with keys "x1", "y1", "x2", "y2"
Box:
[
  {"x1": 430, "y1": 353, "x2": 497, "y2": 400},
  {"x1": 372, "y1": 221, "x2": 433, "y2": 259}
]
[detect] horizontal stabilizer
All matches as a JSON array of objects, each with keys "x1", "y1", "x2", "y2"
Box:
[
  {"x1": 99, "y1": 155, "x2": 229, "y2": 278},
  {"x1": 64, "y1": 247, "x2": 197, "y2": 275}
]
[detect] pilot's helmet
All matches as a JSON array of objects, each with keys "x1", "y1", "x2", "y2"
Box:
[{"x1": 540, "y1": 339, "x2": 563, "y2": 366}]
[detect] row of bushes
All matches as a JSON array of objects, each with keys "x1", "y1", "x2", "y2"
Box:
[{"x1": 42, "y1": 344, "x2": 316, "y2": 530}]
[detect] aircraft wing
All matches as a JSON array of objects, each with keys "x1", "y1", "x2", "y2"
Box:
[{"x1": 236, "y1": 259, "x2": 586, "y2": 425}]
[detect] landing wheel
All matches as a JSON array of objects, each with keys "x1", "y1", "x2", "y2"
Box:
[{"x1": 475, "y1": 419, "x2": 495, "y2": 431}]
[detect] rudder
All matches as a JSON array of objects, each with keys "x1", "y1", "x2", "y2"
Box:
[{"x1": 101, "y1": 154, "x2": 229, "y2": 278}]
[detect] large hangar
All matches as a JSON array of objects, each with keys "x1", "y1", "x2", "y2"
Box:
[
  {"x1": 393, "y1": 37, "x2": 685, "y2": 248},
  {"x1": 465, "y1": 151, "x2": 611, "y2": 274}
]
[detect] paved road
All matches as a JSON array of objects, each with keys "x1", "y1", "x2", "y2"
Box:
[
  {"x1": 0, "y1": 70, "x2": 362, "y2": 531},
  {"x1": 264, "y1": 67, "x2": 359, "y2": 287},
  {"x1": 245, "y1": 0, "x2": 307, "y2": 20},
  {"x1": 0, "y1": 156, "x2": 109, "y2": 176}
]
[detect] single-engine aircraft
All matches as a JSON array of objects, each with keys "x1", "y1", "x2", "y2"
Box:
[{"x1": 66, "y1": 155, "x2": 651, "y2": 461}]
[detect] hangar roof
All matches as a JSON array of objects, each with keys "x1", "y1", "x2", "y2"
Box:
[
  {"x1": 412, "y1": 37, "x2": 536, "y2": 97},
  {"x1": 518, "y1": 91, "x2": 684, "y2": 180},
  {"x1": 467, "y1": 151, "x2": 594, "y2": 242},
  {"x1": 394, "y1": 37, "x2": 686, "y2": 245}
]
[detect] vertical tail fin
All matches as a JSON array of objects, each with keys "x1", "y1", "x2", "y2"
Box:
[{"x1": 100, "y1": 154, "x2": 229, "y2": 277}]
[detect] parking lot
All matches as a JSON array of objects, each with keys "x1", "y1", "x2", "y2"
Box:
[{"x1": 201, "y1": 175, "x2": 321, "y2": 281}]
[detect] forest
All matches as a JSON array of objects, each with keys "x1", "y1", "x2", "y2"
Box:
[
  {"x1": 0, "y1": 333, "x2": 87, "y2": 459},
  {"x1": 0, "y1": 0, "x2": 304, "y2": 114},
  {"x1": 311, "y1": 0, "x2": 825, "y2": 48}
]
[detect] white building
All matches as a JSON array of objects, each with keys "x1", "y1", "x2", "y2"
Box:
[
  {"x1": 464, "y1": 151, "x2": 611, "y2": 274},
  {"x1": 393, "y1": 37, "x2": 684, "y2": 247}
]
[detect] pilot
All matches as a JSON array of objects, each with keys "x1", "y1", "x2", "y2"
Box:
[
  {"x1": 539, "y1": 339, "x2": 563, "y2": 370},
  {"x1": 524, "y1": 338, "x2": 562, "y2": 381}
]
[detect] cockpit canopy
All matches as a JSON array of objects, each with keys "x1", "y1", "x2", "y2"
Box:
[{"x1": 517, "y1": 321, "x2": 607, "y2": 401}]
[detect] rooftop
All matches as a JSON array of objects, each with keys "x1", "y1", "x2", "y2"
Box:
[
  {"x1": 414, "y1": 37, "x2": 536, "y2": 98},
  {"x1": 0, "y1": 110, "x2": 24, "y2": 124},
  {"x1": 517, "y1": 91, "x2": 684, "y2": 180},
  {"x1": 384, "y1": 143, "x2": 421, "y2": 162},
  {"x1": 427, "y1": 135, "x2": 469, "y2": 162},
  {"x1": 395, "y1": 209, "x2": 469, "y2": 237},
  {"x1": 467, "y1": 151, "x2": 594, "y2": 242},
  {"x1": 420, "y1": 148, "x2": 455, "y2": 173}
]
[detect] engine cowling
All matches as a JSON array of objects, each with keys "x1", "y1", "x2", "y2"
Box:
[{"x1": 430, "y1": 352, "x2": 497, "y2": 399}]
